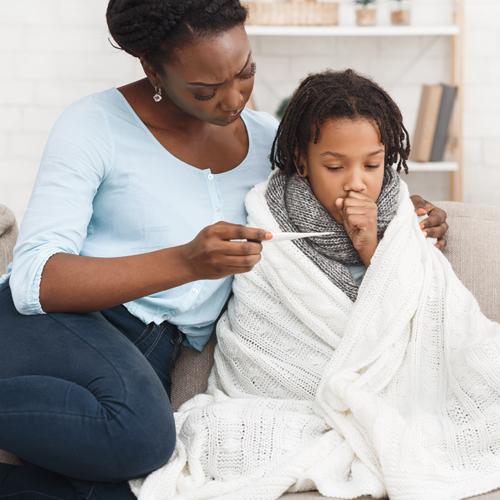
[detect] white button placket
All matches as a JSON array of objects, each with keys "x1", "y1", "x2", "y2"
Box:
[{"x1": 205, "y1": 170, "x2": 223, "y2": 222}]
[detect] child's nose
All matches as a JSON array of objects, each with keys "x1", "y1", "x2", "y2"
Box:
[{"x1": 343, "y1": 172, "x2": 366, "y2": 193}]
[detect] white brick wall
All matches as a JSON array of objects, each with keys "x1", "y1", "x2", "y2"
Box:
[
  {"x1": 0, "y1": 0, "x2": 498, "y2": 222},
  {"x1": 462, "y1": 0, "x2": 500, "y2": 207}
]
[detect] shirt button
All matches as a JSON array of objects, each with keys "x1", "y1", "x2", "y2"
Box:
[
  {"x1": 192, "y1": 287, "x2": 200, "y2": 295},
  {"x1": 207, "y1": 173, "x2": 214, "y2": 180}
]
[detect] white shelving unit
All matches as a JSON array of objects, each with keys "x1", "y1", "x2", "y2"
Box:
[
  {"x1": 246, "y1": 1, "x2": 465, "y2": 199},
  {"x1": 246, "y1": 25, "x2": 459, "y2": 37}
]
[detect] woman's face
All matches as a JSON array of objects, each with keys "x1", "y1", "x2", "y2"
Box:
[
  {"x1": 151, "y1": 24, "x2": 255, "y2": 126},
  {"x1": 301, "y1": 118, "x2": 386, "y2": 223}
]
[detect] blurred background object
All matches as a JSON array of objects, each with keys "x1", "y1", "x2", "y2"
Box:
[
  {"x1": 390, "y1": 0, "x2": 411, "y2": 26},
  {"x1": 354, "y1": 0, "x2": 378, "y2": 26},
  {"x1": 245, "y1": 0, "x2": 339, "y2": 26}
]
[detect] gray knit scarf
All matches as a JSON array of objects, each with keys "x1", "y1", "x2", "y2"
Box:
[{"x1": 265, "y1": 167, "x2": 400, "y2": 301}]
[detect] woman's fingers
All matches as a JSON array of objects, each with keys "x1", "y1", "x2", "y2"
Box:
[
  {"x1": 424, "y1": 222, "x2": 449, "y2": 241},
  {"x1": 435, "y1": 238, "x2": 447, "y2": 250},
  {"x1": 223, "y1": 254, "x2": 262, "y2": 270},
  {"x1": 212, "y1": 222, "x2": 272, "y2": 242},
  {"x1": 185, "y1": 222, "x2": 270, "y2": 280},
  {"x1": 410, "y1": 196, "x2": 449, "y2": 251},
  {"x1": 410, "y1": 194, "x2": 427, "y2": 214},
  {"x1": 419, "y1": 206, "x2": 447, "y2": 230},
  {"x1": 222, "y1": 241, "x2": 263, "y2": 256}
]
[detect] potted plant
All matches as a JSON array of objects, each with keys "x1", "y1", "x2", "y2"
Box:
[
  {"x1": 355, "y1": 0, "x2": 377, "y2": 27},
  {"x1": 390, "y1": 0, "x2": 411, "y2": 25}
]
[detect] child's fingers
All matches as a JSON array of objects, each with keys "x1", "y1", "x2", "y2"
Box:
[
  {"x1": 345, "y1": 191, "x2": 373, "y2": 201},
  {"x1": 344, "y1": 206, "x2": 372, "y2": 216},
  {"x1": 343, "y1": 199, "x2": 375, "y2": 210},
  {"x1": 344, "y1": 214, "x2": 370, "y2": 229}
]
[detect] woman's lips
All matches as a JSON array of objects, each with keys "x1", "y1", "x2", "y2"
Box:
[{"x1": 220, "y1": 109, "x2": 243, "y2": 124}]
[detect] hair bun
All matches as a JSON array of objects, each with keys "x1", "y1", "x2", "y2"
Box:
[
  {"x1": 106, "y1": 0, "x2": 247, "y2": 65},
  {"x1": 107, "y1": 0, "x2": 186, "y2": 57}
]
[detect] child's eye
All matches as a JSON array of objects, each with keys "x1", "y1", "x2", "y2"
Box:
[
  {"x1": 194, "y1": 92, "x2": 217, "y2": 101},
  {"x1": 326, "y1": 165, "x2": 342, "y2": 170},
  {"x1": 366, "y1": 164, "x2": 381, "y2": 169}
]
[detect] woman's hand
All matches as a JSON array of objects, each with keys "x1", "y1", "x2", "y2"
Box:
[
  {"x1": 410, "y1": 195, "x2": 448, "y2": 250},
  {"x1": 336, "y1": 192, "x2": 378, "y2": 267},
  {"x1": 182, "y1": 222, "x2": 272, "y2": 280}
]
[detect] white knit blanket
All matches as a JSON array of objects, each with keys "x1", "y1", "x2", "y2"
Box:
[{"x1": 130, "y1": 178, "x2": 500, "y2": 500}]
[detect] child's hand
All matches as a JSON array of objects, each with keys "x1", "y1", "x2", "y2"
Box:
[{"x1": 336, "y1": 192, "x2": 378, "y2": 267}]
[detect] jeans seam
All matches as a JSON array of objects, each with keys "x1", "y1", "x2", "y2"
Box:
[
  {"x1": 131, "y1": 323, "x2": 155, "y2": 347},
  {"x1": 84, "y1": 483, "x2": 96, "y2": 500},
  {"x1": 142, "y1": 328, "x2": 163, "y2": 358},
  {"x1": 45, "y1": 314, "x2": 129, "y2": 422}
]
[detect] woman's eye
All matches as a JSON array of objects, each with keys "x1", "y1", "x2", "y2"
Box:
[
  {"x1": 194, "y1": 92, "x2": 216, "y2": 101},
  {"x1": 240, "y1": 62, "x2": 257, "y2": 80},
  {"x1": 366, "y1": 164, "x2": 381, "y2": 169},
  {"x1": 326, "y1": 165, "x2": 342, "y2": 170}
]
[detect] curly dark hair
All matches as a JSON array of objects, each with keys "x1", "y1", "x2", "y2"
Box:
[
  {"x1": 271, "y1": 69, "x2": 411, "y2": 176},
  {"x1": 106, "y1": 0, "x2": 247, "y2": 70}
]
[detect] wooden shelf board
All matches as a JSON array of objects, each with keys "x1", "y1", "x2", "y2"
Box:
[{"x1": 246, "y1": 25, "x2": 460, "y2": 37}]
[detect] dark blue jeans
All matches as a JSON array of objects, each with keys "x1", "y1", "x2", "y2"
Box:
[{"x1": 0, "y1": 281, "x2": 184, "y2": 499}]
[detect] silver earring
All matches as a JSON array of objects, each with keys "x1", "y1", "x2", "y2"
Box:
[{"x1": 153, "y1": 86, "x2": 162, "y2": 103}]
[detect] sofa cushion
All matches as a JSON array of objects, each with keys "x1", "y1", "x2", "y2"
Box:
[
  {"x1": 0, "y1": 204, "x2": 18, "y2": 276},
  {"x1": 438, "y1": 201, "x2": 500, "y2": 323}
]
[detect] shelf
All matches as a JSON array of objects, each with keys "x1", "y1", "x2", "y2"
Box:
[
  {"x1": 407, "y1": 161, "x2": 458, "y2": 173},
  {"x1": 246, "y1": 25, "x2": 460, "y2": 37}
]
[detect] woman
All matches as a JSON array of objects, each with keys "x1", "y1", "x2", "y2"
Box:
[{"x1": 0, "y1": 1, "x2": 448, "y2": 498}]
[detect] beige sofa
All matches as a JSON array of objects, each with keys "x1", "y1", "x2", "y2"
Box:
[{"x1": 1, "y1": 202, "x2": 500, "y2": 500}]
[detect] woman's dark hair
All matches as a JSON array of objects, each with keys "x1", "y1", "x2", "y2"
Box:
[
  {"x1": 271, "y1": 69, "x2": 411, "y2": 175},
  {"x1": 106, "y1": 0, "x2": 247, "y2": 70}
]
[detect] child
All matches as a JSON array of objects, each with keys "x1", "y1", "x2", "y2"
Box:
[
  {"x1": 266, "y1": 68, "x2": 409, "y2": 300},
  {"x1": 132, "y1": 70, "x2": 500, "y2": 500}
]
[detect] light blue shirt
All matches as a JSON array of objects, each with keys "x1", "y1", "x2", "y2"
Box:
[{"x1": 1, "y1": 89, "x2": 278, "y2": 351}]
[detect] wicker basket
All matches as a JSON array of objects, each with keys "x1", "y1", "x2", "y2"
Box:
[{"x1": 244, "y1": 0, "x2": 339, "y2": 26}]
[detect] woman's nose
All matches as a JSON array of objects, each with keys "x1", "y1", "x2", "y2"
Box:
[{"x1": 220, "y1": 86, "x2": 244, "y2": 114}]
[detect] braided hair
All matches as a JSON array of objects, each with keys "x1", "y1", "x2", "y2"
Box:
[
  {"x1": 106, "y1": 0, "x2": 247, "y2": 70},
  {"x1": 271, "y1": 69, "x2": 411, "y2": 175}
]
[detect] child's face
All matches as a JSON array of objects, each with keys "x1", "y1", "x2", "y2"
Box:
[{"x1": 301, "y1": 118, "x2": 385, "y2": 224}]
